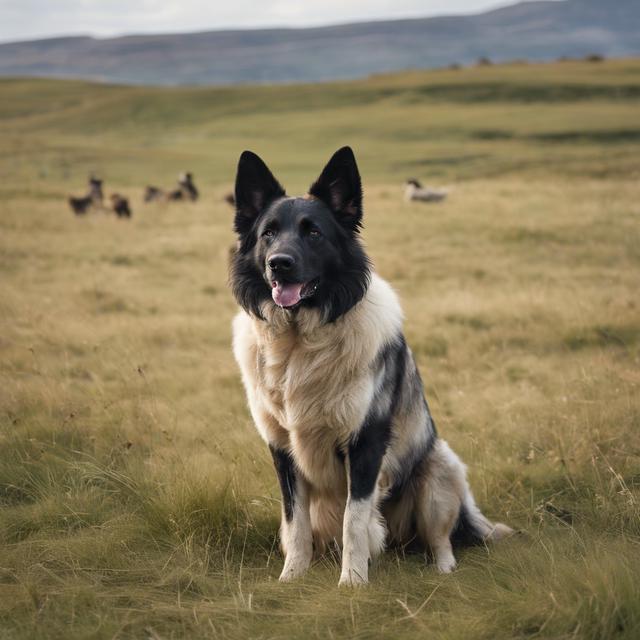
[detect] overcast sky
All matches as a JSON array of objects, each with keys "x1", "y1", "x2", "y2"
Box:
[{"x1": 0, "y1": 0, "x2": 531, "y2": 43}]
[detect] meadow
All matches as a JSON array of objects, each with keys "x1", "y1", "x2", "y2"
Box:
[{"x1": 0, "y1": 58, "x2": 639, "y2": 639}]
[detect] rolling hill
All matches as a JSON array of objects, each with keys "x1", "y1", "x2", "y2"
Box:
[{"x1": 0, "y1": 0, "x2": 639, "y2": 85}]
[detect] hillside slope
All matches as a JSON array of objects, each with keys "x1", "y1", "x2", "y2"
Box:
[
  {"x1": 0, "y1": 0, "x2": 639, "y2": 85},
  {"x1": 1, "y1": 58, "x2": 639, "y2": 190}
]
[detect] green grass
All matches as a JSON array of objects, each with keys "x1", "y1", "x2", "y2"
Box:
[{"x1": 0, "y1": 59, "x2": 639, "y2": 639}]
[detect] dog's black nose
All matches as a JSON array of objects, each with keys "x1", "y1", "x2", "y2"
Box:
[{"x1": 268, "y1": 254, "x2": 295, "y2": 272}]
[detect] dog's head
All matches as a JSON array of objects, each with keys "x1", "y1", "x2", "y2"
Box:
[{"x1": 230, "y1": 146, "x2": 370, "y2": 323}]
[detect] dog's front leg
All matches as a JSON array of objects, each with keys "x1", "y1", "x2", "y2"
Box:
[
  {"x1": 270, "y1": 446, "x2": 313, "y2": 582},
  {"x1": 339, "y1": 416, "x2": 388, "y2": 586}
]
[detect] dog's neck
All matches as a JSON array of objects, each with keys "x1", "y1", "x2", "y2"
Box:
[
  {"x1": 257, "y1": 300, "x2": 340, "y2": 338},
  {"x1": 252, "y1": 272, "x2": 400, "y2": 340}
]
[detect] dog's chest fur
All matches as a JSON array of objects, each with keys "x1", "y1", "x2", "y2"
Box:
[
  {"x1": 258, "y1": 323, "x2": 373, "y2": 489},
  {"x1": 233, "y1": 275, "x2": 403, "y2": 490}
]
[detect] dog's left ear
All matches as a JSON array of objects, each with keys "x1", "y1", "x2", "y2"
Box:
[{"x1": 309, "y1": 146, "x2": 363, "y2": 231}]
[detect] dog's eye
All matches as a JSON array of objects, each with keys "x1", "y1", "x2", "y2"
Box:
[
  {"x1": 263, "y1": 228, "x2": 275, "y2": 238},
  {"x1": 308, "y1": 228, "x2": 321, "y2": 238}
]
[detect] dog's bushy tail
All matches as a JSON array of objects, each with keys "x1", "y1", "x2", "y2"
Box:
[{"x1": 451, "y1": 487, "x2": 513, "y2": 547}]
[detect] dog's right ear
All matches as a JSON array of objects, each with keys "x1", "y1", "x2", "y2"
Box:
[{"x1": 234, "y1": 151, "x2": 285, "y2": 235}]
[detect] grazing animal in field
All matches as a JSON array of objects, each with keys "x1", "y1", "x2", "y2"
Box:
[
  {"x1": 144, "y1": 185, "x2": 184, "y2": 202},
  {"x1": 144, "y1": 171, "x2": 198, "y2": 203},
  {"x1": 68, "y1": 175, "x2": 105, "y2": 215},
  {"x1": 144, "y1": 185, "x2": 164, "y2": 203},
  {"x1": 88, "y1": 176, "x2": 104, "y2": 206},
  {"x1": 230, "y1": 147, "x2": 512, "y2": 586},
  {"x1": 109, "y1": 194, "x2": 132, "y2": 218},
  {"x1": 68, "y1": 194, "x2": 94, "y2": 215},
  {"x1": 167, "y1": 187, "x2": 185, "y2": 201},
  {"x1": 404, "y1": 178, "x2": 448, "y2": 203},
  {"x1": 178, "y1": 172, "x2": 199, "y2": 201}
]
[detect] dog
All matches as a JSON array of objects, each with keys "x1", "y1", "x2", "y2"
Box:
[
  {"x1": 109, "y1": 194, "x2": 132, "y2": 218},
  {"x1": 230, "y1": 147, "x2": 512, "y2": 585},
  {"x1": 404, "y1": 178, "x2": 448, "y2": 203}
]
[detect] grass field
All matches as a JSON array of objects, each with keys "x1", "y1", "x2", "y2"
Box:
[{"x1": 0, "y1": 59, "x2": 639, "y2": 639}]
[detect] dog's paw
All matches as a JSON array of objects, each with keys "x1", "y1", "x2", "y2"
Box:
[
  {"x1": 279, "y1": 556, "x2": 311, "y2": 582},
  {"x1": 338, "y1": 568, "x2": 368, "y2": 587},
  {"x1": 436, "y1": 559, "x2": 456, "y2": 574},
  {"x1": 435, "y1": 551, "x2": 457, "y2": 574},
  {"x1": 278, "y1": 570, "x2": 300, "y2": 583}
]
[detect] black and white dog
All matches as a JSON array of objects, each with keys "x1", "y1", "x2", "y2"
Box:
[{"x1": 230, "y1": 147, "x2": 512, "y2": 585}]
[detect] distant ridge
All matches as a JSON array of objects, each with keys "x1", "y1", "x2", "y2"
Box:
[{"x1": 0, "y1": 0, "x2": 638, "y2": 85}]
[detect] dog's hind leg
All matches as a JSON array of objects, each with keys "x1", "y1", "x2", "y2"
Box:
[
  {"x1": 270, "y1": 446, "x2": 313, "y2": 582},
  {"x1": 415, "y1": 440, "x2": 467, "y2": 573},
  {"x1": 416, "y1": 439, "x2": 514, "y2": 573}
]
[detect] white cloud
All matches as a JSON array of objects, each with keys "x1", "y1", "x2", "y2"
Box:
[{"x1": 0, "y1": 0, "x2": 547, "y2": 42}]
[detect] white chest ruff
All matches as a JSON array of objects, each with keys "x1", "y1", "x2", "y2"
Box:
[
  {"x1": 260, "y1": 335, "x2": 373, "y2": 434},
  {"x1": 232, "y1": 274, "x2": 404, "y2": 489},
  {"x1": 259, "y1": 328, "x2": 375, "y2": 489}
]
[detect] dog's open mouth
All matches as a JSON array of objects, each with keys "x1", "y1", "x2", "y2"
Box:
[{"x1": 271, "y1": 279, "x2": 319, "y2": 309}]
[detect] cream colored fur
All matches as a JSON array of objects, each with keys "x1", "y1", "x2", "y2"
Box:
[{"x1": 278, "y1": 476, "x2": 313, "y2": 582}]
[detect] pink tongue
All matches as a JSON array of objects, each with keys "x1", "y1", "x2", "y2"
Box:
[{"x1": 272, "y1": 282, "x2": 303, "y2": 308}]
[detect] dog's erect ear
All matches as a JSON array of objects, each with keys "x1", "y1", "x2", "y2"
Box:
[
  {"x1": 234, "y1": 150, "x2": 285, "y2": 234},
  {"x1": 309, "y1": 146, "x2": 362, "y2": 231}
]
